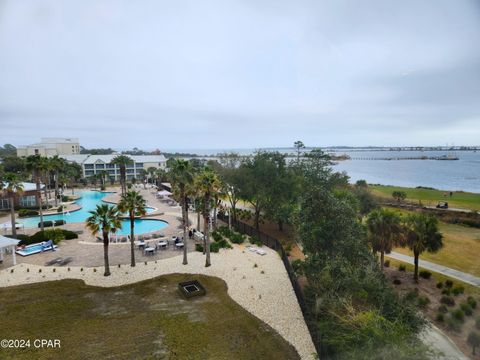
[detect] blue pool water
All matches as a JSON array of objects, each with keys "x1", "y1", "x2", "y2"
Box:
[{"x1": 19, "y1": 191, "x2": 168, "y2": 235}]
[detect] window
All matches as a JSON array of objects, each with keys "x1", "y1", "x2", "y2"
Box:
[
  {"x1": 135, "y1": 163, "x2": 144, "y2": 169},
  {"x1": 19, "y1": 195, "x2": 36, "y2": 207},
  {"x1": 0, "y1": 198, "x2": 9, "y2": 209},
  {"x1": 84, "y1": 164, "x2": 94, "y2": 169}
]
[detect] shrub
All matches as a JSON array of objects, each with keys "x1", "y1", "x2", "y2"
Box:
[
  {"x1": 405, "y1": 289, "x2": 419, "y2": 302},
  {"x1": 384, "y1": 260, "x2": 390, "y2": 268},
  {"x1": 445, "y1": 279, "x2": 454, "y2": 288},
  {"x1": 210, "y1": 242, "x2": 220, "y2": 253},
  {"x1": 249, "y1": 235, "x2": 263, "y2": 247},
  {"x1": 61, "y1": 195, "x2": 70, "y2": 202},
  {"x1": 451, "y1": 309, "x2": 465, "y2": 322},
  {"x1": 212, "y1": 231, "x2": 223, "y2": 242},
  {"x1": 25, "y1": 229, "x2": 78, "y2": 245},
  {"x1": 436, "y1": 281, "x2": 444, "y2": 289},
  {"x1": 291, "y1": 259, "x2": 304, "y2": 275},
  {"x1": 467, "y1": 296, "x2": 477, "y2": 309},
  {"x1": 460, "y1": 303, "x2": 474, "y2": 316},
  {"x1": 57, "y1": 206, "x2": 64, "y2": 213},
  {"x1": 467, "y1": 331, "x2": 480, "y2": 356},
  {"x1": 452, "y1": 286, "x2": 465, "y2": 296},
  {"x1": 438, "y1": 305, "x2": 448, "y2": 313},
  {"x1": 476, "y1": 317, "x2": 480, "y2": 330},
  {"x1": 18, "y1": 209, "x2": 38, "y2": 217},
  {"x1": 217, "y1": 239, "x2": 232, "y2": 249},
  {"x1": 217, "y1": 226, "x2": 232, "y2": 238},
  {"x1": 419, "y1": 270, "x2": 432, "y2": 279},
  {"x1": 398, "y1": 264, "x2": 406, "y2": 272},
  {"x1": 417, "y1": 296, "x2": 430, "y2": 308},
  {"x1": 446, "y1": 316, "x2": 463, "y2": 332},
  {"x1": 38, "y1": 221, "x2": 54, "y2": 228},
  {"x1": 54, "y1": 220, "x2": 66, "y2": 226},
  {"x1": 441, "y1": 288, "x2": 451, "y2": 296},
  {"x1": 435, "y1": 313, "x2": 444, "y2": 322},
  {"x1": 393, "y1": 279, "x2": 402, "y2": 285},
  {"x1": 230, "y1": 232, "x2": 245, "y2": 244},
  {"x1": 440, "y1": 296, "x2": 455, "y2": 307},
  {"x1": 195, "y1": 244, "x2": 204, "y2": 252}
]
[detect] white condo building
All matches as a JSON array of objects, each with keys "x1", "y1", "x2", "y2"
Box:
[
  {"x1": 17, "y1": 138, "x2": 81, "y2": 157},
  {"x1": 61, "y1": 154, "x2": 167, "y2": 181}
]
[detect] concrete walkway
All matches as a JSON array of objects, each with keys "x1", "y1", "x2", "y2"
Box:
[
  {"x1": 386, "y1": 252, "x2": 480, "y2": 287},
  {"x1": 421, "y1": 324, "x2": 469, "y2": 360}
]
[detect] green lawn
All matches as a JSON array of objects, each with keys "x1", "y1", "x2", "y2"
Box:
[
  {"x1": 393, "y1": 222, "x2": 480, "y2": 277},
  {"x1": 370, "y1": 185, "x2": 480, "y2": 211},
  {"x1": 0, "y1": 274, "x2": 299, "y2": 360}
]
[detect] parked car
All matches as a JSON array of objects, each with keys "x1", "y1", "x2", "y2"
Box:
[{"x1": 436, "y1": 202, "x2": 449, "y2": 209}]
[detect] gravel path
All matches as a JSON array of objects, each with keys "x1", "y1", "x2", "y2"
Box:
[
  {"x1": 387, "y1": 252, "x2": 480, "y2": 287},
  {"x1": 0, "y1": 244, "x2": 317, "y2": 360}
]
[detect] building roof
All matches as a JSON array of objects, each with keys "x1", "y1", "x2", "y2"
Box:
[
  {"x1": 60, "y1": 154, "x2": 91, "y2": 164},
  {"x1": 0, "y1": 235, "x2": 20, "y2": 249},
  {"x1": 1, "y1": 182, "x2": 43, "y2": 192},
  {"x1": 41, "y1": 137, "x2": 79, "y2": 143},
  {"x1": 82, "y1": 154, "x2": 167, "y2": 165}
]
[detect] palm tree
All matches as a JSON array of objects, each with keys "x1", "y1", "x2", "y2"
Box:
[
  {"x1": 41, "y1": 156, "x2": 51, "y2": 203},
  {"x1": 117, "y1": 190, "x2": 146, "y2": 267},
  {"x1": 86, "y1": 204, "x2": 122, "y2": 276},
  {"x1": 138, "y1": 169, "x2": 148, "y2": 189},
  {"x1": 169, "y1": 159, "x2": 194, "y2": 265},
  {"x1": 25, "y1": 155, "x2": 45, "y2": 231},
  {"x1": 194, "y1": 168, "x2": 220, "y2": 267},
  {"x1": 147, "y1": 167, "x2": 157, "y2": 185},
  {"x1": 98, "y1": 170, "x2": 108, "y2": 190},
  {"x1": 111, "y1": 155, "x2": 133, "y2": 195},
  {"x1": 366, "y1": 208, "x2": 403, "y2": 271},
  {"x1": 1, "y1": 173, "x2": 24, "y2": 239},
  {"x1": 404, "y1": 213, "x2": 443, "y2": 282},
  {"x1": 49, "y1": 155, "x2": 65, "y2": 206}
]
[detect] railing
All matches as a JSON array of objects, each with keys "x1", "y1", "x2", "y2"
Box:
[{"x1": 217, "y1": 213, "x2": 321, "y2": 356}]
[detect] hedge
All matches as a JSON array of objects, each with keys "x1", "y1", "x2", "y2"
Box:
[{"x1": 18, "y1": 209, "x2": 39, "y2": 218}]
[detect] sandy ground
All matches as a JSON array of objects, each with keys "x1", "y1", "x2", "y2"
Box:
[{"x1": 0, "y1": 244, "x2": 317, "y2": 360}]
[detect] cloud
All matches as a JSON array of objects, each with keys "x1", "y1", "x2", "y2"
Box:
[{"x1": 1, "y1": 0, "x2": 479, "y2": 149}]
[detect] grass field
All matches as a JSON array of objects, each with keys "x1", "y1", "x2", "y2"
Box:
[
  {"x1": 393, "y1": 222, "x2": 480, "y2": 277},
  {"x1": 370, "y1": 184, "x2": 480, "y2": 211},
  {"x1": 0, "y1": 274, "x2": 299, "y2": 360}
]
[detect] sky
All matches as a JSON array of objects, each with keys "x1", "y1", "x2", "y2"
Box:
[{"x1": 1, "y1": 0, "x2": 480, "y2": 150}]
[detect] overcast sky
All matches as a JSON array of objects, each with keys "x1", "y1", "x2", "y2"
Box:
[{"x1": 1, "y1": 0, "x2": 479, "y2": 150}]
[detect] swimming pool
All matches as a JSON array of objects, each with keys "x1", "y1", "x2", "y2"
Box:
[{"x1": 18, "y1": 191, "x2": 168, "y2": 235}]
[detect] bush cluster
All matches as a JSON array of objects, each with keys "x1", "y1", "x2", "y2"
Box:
[
  {"x1": 18, "y1": 209, "x2": 39, "y2": 217},
  {"x1": 249, "y1": 235, "x2": 263, "y2": 247},
  {"x1": 419, "y1": 270, "x2": 432, "y2": 279},
  {"x1": 467, "y1": 296, "x2": 477, "y2": 309},
  {"x1": 398, "y1": 264, "x2": 406, "y2": 272},
  {"x1": 452, "y1": 286, "x2": 465, "y2": 296},
  {"x1": 460, "y1": 303, "x2": 474, "y2": 316},
  {"x1": 417, "y1": 296, "x2": 430, "y2": 308},
  {"x1": 17, "y1": 229, "x2": 78, "y2": 246},
  {"x1": 440, "y1": 296, "x2": 455, "y2": 307}
]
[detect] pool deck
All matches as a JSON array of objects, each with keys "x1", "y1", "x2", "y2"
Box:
[{"x1": 0, "y1": 185, "x2": 202, "y2": 268}]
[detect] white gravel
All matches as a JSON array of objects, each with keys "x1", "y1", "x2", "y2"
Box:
[{"x1": 0, "y1": 244, "x2": 317, "y2": 360}]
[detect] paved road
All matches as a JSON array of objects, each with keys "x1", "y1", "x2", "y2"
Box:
[
  {"x1": 386, "y1": 252, "x2": 480, "y2": 287},
  {"x1": 421, "y1": 324, "x2": 469, "y2": 360}
]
